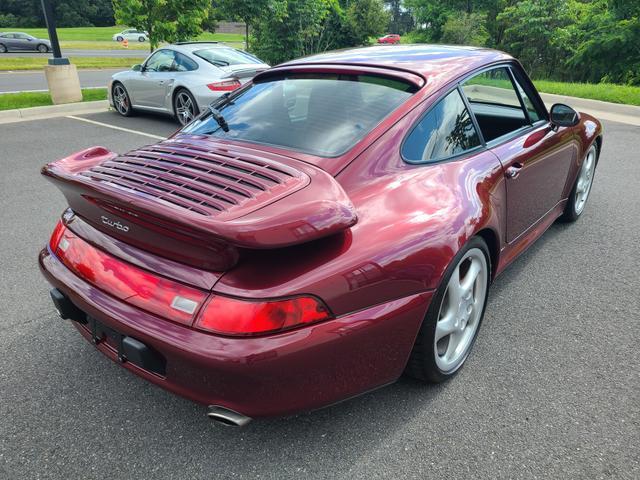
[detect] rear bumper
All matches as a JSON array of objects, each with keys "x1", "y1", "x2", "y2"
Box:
[{"x1": 39, "y1": 247, "x2": 432, "y2": 418}]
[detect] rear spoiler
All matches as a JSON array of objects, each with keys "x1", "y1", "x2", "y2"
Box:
[{"x1": 42, "y1": 143, "x2": 357, "y2": 270}]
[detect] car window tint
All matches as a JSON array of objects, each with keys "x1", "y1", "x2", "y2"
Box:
[
  {"x1": 403, "y1": 89, "x2": 481, "y2": 163},
  {"x1": 174, "y1": 52, "x2": 198, "y2": 72},
  {"x1": 182, "y1": 73, "x2": 416, "y2": 157},
  {"x1": 194, "y1": 48, "x2": 263, "y2": 66},
  {"x1": 461, "y1": 67, "x2": 528, "y2": 143},
  {"x1": 145, "y1": 50, "x2": 175, "y2": 72}
]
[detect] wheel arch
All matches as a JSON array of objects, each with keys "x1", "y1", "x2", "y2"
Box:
[
  {"x1": 594, "y1": 135, "x2": 602, "y2": 163},
  {"x1": 474, "y1": 228, "x2": 500, "y2": 282}
]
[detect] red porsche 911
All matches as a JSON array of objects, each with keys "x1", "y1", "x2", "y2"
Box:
[{"x1": 39, "y1": 45, "x2": 602, "y2": 425}]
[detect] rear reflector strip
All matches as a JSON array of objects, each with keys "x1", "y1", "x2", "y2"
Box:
[{"x1": 49, "y1": 222, "x2": 207, "y2": 325}]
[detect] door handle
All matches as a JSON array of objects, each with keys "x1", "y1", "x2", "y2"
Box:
[
  {"x1": 505, "y1": 163, "x2": 524, "y2": 179},
  {"x1": 158, "y1": 80, "x2": 164, "y2": 85}
]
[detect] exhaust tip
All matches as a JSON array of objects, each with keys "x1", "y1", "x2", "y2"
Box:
[{"x1": 207, "y1": 405, "x2": 252, "y2": 427}]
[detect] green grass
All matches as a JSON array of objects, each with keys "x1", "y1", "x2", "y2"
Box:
[
  {"x1": 4, "y1": 26, "x2": 244, "y2": 44},
  {"x1": 0, "y1": 87, "x2": 106, "y2": 111},
  {"x1": 532, "y1": 80, "x2": 640, "y2": 106},
  {"x1": 0, "y1": 56, "x2": 144, "y2": 71}
]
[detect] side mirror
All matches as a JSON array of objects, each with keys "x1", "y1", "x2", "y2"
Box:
[
  {"x1": 550, "y1": 103, "x2": 579, "y2": 128},
  {"x1": 131, "y1": 64, "x2": 143, "y2": 72}
]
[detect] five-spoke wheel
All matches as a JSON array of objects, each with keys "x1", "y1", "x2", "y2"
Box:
[
  {"x1": 174, "y1": 89, "x2": 198, "y2": 126},
  {"x1": 561, "y1": 144, "x2": 598, "y2": 222},
  {"x1": 434, "y1": 248, "x2": 488, "y2": 373},
  {"x1": 112, "y1": 83, "x2": 133, "y2": 117},
  {"x1": 406, "y1": 237, "x2": 490, "y2": 382}
]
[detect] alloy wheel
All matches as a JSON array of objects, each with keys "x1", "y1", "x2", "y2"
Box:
[
  {"x1": 574, "y1": 146, "x2": 596, "y2": 215},
  {"x1": 38, "y1": 44, "x2": 48, "y2": 53},
  {"x1": 113, "y1": 84, "x2": 130, "y2": 115},
  {"x1": 175, "y1": 91, "x2": 196, "y2": 125},
  {"x1": 434, "y1": 248, "x2": 488, "y2": 373}
]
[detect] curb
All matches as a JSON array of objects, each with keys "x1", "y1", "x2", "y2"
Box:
[
  {"x1": 0, "y1": 100, "x2": 109, "y2": 125},
  {"x1": 539, "y1": 92, "x2": 640, "y2": 126}
]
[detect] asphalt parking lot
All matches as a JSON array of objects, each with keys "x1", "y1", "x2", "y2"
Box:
[{"x1": 0, "y1": 110, "x2": 638, "y2": 479}]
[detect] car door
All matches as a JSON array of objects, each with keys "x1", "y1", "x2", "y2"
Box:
[
  {"x1": 13, "y1": 33, "x2": 33, "y2": 51},
  {"x1": 4, "y1": 34, "x2": 22, "y2": 51},
  {"x1": 460, "y1": 65, "x2": 577, "y2": 243},
  {"x1": 128, "y1": 49, "x2": 176, "y2": 109}
]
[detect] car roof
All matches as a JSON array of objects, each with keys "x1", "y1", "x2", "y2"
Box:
[
  {"x1": 281, "y1": 44, "x2": 513, "y2": 83},
  {"x1": 170, "y1": 42, "x2": 229, "y2": 53}
]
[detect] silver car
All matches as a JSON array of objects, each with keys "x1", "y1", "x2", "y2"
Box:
[
  {"x1": 0, "y1": 32, "x2": 51, "y2": 53},
  {"x1": 108, "y1": 42, "x2": 269, "y2": 125}
]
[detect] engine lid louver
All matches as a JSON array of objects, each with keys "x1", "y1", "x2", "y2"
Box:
[{"x1": 79, "y1": 143, "x2": 308, "y2": 220}]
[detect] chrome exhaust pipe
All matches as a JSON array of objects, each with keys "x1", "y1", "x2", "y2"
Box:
[{"x1": 207, "y1": 405, "x2": 252, "y2": 427}]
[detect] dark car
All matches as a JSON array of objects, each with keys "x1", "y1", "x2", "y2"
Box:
[
  {"x1": 0, "y1": 32, "x2": 51, "y2": 53},
  {"x1": 39, "y1": 45, "x2": 602, "y2": 425}
]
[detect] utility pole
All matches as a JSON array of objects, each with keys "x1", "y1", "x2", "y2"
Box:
[{"x1": 40, "y1": 0, "x2": 82, "y2": 103}]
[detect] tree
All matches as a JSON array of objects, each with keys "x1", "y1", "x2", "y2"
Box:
[
  {"x1": 384, "y1": 0, "x2": 414, "y2": 34},
  {"x1": 252, "y1": 0, "x2": 337, "y2": 64},
  {"x1": 0, "y1": 0, "x2": 114, "y2": 27},
  {"x1": 345, "y1": 0, "x2": 390, "y2": 46},
  {"x1": 113, "y1": 0, "x2": 210, "y2": 52},
  {"x1": 497, "y1": 0, "x2": 572, "y2": 79},
  {"x1": 213, "y1": 0, "x2": 272, "y2": 50},
  {"x1": 441, "y1": 12, "x2": 489, "y2": 46}
]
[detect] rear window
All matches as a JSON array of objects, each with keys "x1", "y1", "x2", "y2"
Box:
[
  {"x1": 193, "y1": 48, "x2": 263, "y2": 67},
  {"x1": 182, "y1": 73, "x2": 416, "y2": 157}
]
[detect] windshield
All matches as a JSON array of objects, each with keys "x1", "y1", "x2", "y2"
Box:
[
  {"x1": 181, "y1": 73, "x2": 416, "y2": 157},
  {"x1": 193, "y1": 48, "x2": 263, "y2": 67}
]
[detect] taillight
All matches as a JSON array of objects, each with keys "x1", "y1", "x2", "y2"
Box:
[
  {"x1": 49, "y1": 222, "x2": 207, "y2": 325},
  {"x1": 194, "y1": 295, "x2": 332, "y2": 336},
  {"x1": 207, "y1": 80, "x2": 241, "y2": 91},
  {"x1": 49, "y1": 220, "x2": 65, "y2": 251}
]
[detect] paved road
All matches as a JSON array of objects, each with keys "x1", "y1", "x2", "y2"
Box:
[
  {"x1": 0, "y1": 112, "x2": 638, "y2": 479},
  {"x1": 3, "y1": 48, "x2": 149, "y2": 58},
  {"x1": 0, "y1": 68, "x2": 125, "y2": 93}
]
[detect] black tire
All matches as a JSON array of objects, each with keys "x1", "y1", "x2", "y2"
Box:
[
  {"x1": 112, "y1": 82, "x2": 134, "y2": 117},
  {"x1": 138, "y1": 36, "x2": 145, "y2": 42},
  {"x1": 405, "y1": 236, "x2": 491, "y2": 383},
  {"x1": 116, "y1": 36, "x2": 123, "y2": 42},
  {"x1": 37, "y1": 44, "x2": 49, "y2": 53},
  {"x1": 173, "y1": 88, "x2": 199, "y2": 126},
  {"x1": 559, "y1": 143, "x2": 598, "y2": 223},
  {"x1": 0, "y1": 44, "x2": 7, "y2": 54}
]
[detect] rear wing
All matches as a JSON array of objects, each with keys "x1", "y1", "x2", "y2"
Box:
[{"x1": 42, "y1": 139, "x2": 357, "y2": 270}]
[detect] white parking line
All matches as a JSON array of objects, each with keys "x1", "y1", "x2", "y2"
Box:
[{"x1": 66, "y1": 115, "x2": 165, "y2": 140}]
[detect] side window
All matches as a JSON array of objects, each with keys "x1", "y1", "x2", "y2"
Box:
[
  {"x1": 510, "y1": 69, "x2": 544, "y2": 123},
  {"x1": 461, "y1": 67, "x2": 528, "y2": 143},
  {"x1": 173, "y1": 52, "x2": 198, "y2": 72},
  {"x1": 144, "y1": 50, "x2": 175, "y2": 72},
  {"x1": 402, "y1": 89, "x2": 481, "y2": 163}
]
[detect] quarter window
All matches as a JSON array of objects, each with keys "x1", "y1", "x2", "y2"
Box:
[
  {"x1": 402, "y1": 89, "x2": 481, "y2": 163},
  {"x1": 174, "y1": 52, "x2": 198, "y2": 72}
]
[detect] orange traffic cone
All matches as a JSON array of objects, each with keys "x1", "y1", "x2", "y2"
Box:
[{"x1": 122, "y1": 38, "x2": 129, "y2": 49}]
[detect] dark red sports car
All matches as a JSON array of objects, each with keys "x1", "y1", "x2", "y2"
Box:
[{"x1": 40, "y1": 45, "x2": 602, "y2": 425}]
